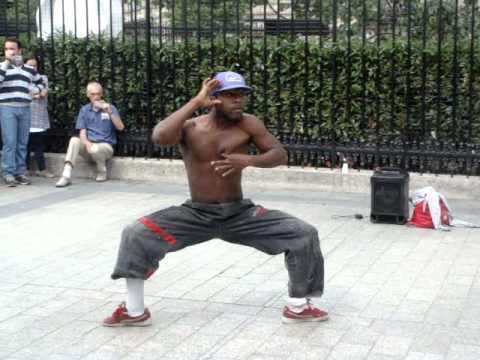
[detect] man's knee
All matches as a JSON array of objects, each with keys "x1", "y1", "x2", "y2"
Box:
[
  {"x1": 293, "y1": 222, "x2": 320, "y2": 252},
  {"x1": 1, "y1": 131, "x2": 16, "y2": 147},
  {"x1": 68, "y1": 137, "x2": 81, "y2": 147},
  {"x1": 121, "y1": 221, "x2": 150, "y2": 248},
  {"x1": 2, "y1": 138, "x2": 16, "y2": 149},
  {"x1": 120, "y1": 223, "x2": 138, "y2": 246},
  {"x1": 297, "y1": 221, "x2": 318, "y2": 239},
  {"x1": 90, "y1": 143, "x2": 113, "y2": 160}
]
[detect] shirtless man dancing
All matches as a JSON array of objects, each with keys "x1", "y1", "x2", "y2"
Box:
[{"x1": 103, "y1": 71, "x2": 328, "y2": 326}]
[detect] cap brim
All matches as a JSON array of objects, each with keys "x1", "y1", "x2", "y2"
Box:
[{"x1": 213, "y1": 85, "x2": 251, "y2": 96}]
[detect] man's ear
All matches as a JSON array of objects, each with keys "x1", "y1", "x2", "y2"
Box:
[{"x1": 209, "y1": 95, "x2": 222, "y2": 107}]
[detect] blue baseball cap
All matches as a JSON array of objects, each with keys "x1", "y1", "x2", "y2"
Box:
[{"x1": 212, "y1": 71, "x2": 251, "y2": 96}]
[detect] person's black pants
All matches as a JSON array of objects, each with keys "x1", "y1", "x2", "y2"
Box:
[{"x1": 27, "y1": 131, "x2": 47, "y2": 171}]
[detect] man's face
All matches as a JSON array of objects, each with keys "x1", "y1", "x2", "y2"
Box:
[
  {"x1": 87, "y1": 86, "x2": 103, "y2": 103},
  {"x1": 4, "y1": 41, "x2": 20, "y2": 59},
  {"x1": 215, "y1": 89, "x2": 248, "y2": 122}
]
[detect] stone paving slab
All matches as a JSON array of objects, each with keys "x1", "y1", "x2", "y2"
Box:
[{"x1": 1, "y1": 177, "x2": 480, "y2": 360}]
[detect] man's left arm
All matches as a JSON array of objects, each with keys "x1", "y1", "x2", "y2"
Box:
[
  {"x1": 243, "y1": 116, "x2": 287, "y2": 168},
  {"x1": 211, "y1": 116, "x2": 287, "y2": 177},
  {"x1": 106, "y1": 105, "x2": 125, "y2": 131}
]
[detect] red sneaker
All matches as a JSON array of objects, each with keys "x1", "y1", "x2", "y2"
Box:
[
  {"x1": 282, "y1": 301, "x2": 329, "y2": 324},
  {"x1": 102, "y1": 302, "x2": 152, "y2": 327}
]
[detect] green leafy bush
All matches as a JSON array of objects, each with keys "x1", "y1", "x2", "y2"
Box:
[{"x1": 30, "y1": 35, "x2": 480, "y2": 144}]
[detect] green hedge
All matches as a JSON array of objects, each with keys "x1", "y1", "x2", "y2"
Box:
[{"x1": 30, "y1": 36, "x2": 480, "y2": 143}]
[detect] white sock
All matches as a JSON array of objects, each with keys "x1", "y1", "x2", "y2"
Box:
[
  {"x1": 62, "y1": 163, "x2": 72, "y2": 178},
  {"x1": 286, "y1": 297, "x2": 308, "y2": 313},
  {"x1": 126, "y1": 278, "x2": 145, "y2": 317}
]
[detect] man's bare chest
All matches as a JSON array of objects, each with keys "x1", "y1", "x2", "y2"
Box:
[{"x1": 183, "y1": 126, "x2": 250, "y2": 161}]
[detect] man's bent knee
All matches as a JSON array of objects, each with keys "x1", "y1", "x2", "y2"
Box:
[
  {"x1": 69, "y1": 137, "x2": 81, "y2": 146},
  {"x1": 288, "y1": 222, "x2": 321, "y2": 254},
  {"x1": 297, "y1": 222, "x2": 319, "y2": 242},
  {"x1": 303, "y1": 223, "x2": 318, "y2": 237},
  {"x1": 120, "y1": 224, "x2": 138, "y2": 247},
  {"x1": 90, "y1": 143, "x2": 114, "y2": 162},
  {"x1": 113, "y1": 224, "x2": 149, "y2": 280}
]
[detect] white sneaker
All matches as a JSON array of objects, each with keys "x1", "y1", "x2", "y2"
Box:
[
  {"x1": 55, "y1": 176, "x2": 71, "y2": 187},
  {"x1": 95, "y1": 172, "x2": 108, "y2": 182}
]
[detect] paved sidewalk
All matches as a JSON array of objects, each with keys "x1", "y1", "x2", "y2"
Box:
[{"x1": 1, "y1": 177, "x2": 480, "y2": 360}]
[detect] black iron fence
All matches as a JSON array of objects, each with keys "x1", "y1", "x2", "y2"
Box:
[{"x1": 1, "y1": 0, "x2": 480, "y2": 175}]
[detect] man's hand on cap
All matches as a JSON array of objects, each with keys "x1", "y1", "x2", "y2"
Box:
[{"x1": 193, "y1": 78, "x2": 222, "y2": 109}]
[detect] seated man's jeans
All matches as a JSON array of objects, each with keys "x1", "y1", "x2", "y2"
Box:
[{"x1": 0, "y1": 106, "x2": 31, "y2": 177}]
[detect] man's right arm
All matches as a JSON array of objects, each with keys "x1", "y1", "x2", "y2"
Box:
[
  {"x1": 0, "y1": 59, "x2": 10, "y2": 82},
  {"x1": 151, "y1": 77, "x2": 221, "y2": 146},
  {"x1": 79, "y1": 129, "x2": 93, "y2": 151},
  {"x1": 76, "y1": 107, "x2": 93, "y2": 151},
  {"x1": 151, "y1": 98, "x2": 201, "y2": 146}
]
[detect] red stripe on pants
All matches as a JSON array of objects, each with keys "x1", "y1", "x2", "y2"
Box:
[{"x1": 139, "y1": 217, "x2": 177, "y2": 245}]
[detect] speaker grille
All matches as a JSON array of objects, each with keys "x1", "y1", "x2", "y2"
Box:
[
  {"x1": 373, "y1": 183, "x2": 402, "y2": 214},
  {"x1": 370, "y1": 169, "x2": 409, "y2": 224}
]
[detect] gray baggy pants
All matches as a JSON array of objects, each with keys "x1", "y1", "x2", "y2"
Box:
[{"x1": 112, "y1": 199, "x2": 324, "y2": 298}]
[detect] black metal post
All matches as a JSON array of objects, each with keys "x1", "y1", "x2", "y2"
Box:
[
  {"x1": 145, "y1": 0, "x2": 153, "y2": 157},
  {"x1": 451, "y1": 0, "x2": 459, "y2": 143},
  {"x1": 435, "y1": 0, "x2": 444, "y2": 138},
  {"x1": 467, "y1": 0, "x2": 476, "y2": 143}
]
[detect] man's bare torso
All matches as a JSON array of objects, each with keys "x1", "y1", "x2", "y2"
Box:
[{"x1": 180, "y1": 114, "x2": 251, "y2": 203}]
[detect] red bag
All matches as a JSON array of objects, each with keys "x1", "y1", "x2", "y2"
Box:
[{"x1": 410, "y1": 199, "x2": 451, "y2": 229}]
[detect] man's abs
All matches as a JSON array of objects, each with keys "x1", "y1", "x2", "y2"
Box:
[{"x1": 184, "y1": 160, "x2": 243, "y2": 203}]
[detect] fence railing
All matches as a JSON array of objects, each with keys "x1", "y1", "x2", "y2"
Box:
[{"x1": 1, "y1": 0, "x2": 479, "y2": 175}]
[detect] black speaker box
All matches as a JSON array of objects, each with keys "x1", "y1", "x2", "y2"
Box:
[{"x1": 370, "y1": 168, "x2": 409, "y2": 224}]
